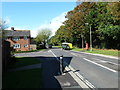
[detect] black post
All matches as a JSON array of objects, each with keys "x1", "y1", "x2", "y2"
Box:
[{"x1": 60, "y1": 55, "x2": 64, "y2": 74}]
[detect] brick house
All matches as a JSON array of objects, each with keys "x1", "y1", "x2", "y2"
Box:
[{"x1": 4, "y1": 27, "x2": 31, "y2": 51}]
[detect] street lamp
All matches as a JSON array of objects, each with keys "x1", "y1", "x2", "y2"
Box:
[{"x1": 85, "y1": 23, "x2": 92, "y2": 51}]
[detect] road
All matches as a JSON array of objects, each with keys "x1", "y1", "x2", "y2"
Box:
[
  {"x1": 50, "y1": 47, "x2": 119, "y2": 88},
  {"x1": 15, "y1": 48, "x2": 119, "y2": 89}
]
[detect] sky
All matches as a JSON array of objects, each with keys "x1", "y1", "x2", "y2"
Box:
[{"x1": 2, "y1": 2, "x2": 76, "y2": 37}]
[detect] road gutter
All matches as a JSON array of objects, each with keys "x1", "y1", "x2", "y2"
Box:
[{"x1": 49, "y1": 50, "x2": 97, "y2": 90}]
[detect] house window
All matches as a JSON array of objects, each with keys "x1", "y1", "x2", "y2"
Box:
[
  {"x1": 24, "y1": 44, "x2": 28, "y2": 48},
  {"x1": 12, "y1": 37, "x2": 20, "y2": 41},
  {"x1": 24, "y1": 36, "x2": 27, "y2": 40},
  {"x1": 13, "y1": 44, "x2": 20, "y2": 49}
]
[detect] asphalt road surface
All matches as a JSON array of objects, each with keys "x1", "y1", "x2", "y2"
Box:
[
  {"x1": 50, "y1": 47, "x2": 119, "y2": 88},
  {"x1": 15, "y1": 47, "x2": 119, "y2": 89}
]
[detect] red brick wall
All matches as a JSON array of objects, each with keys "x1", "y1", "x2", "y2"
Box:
[{"x1": 6, "y1": 37, "x2": 30, "y2": 51}]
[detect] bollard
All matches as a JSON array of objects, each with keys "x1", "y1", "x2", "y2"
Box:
[{"x1": 60, "y1": 55, "x2": 64, "y2": 74}]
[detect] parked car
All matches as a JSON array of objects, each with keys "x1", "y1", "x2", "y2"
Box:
[
  {"x1": 48, "y1": 44, "x2": 52, "y2": 48},
  {"x1": 62, "y1": 43, "x2": 73, "y2": 50},
  {"x1": 46, "y1": 44, "x2": 52, "y2": 48}
]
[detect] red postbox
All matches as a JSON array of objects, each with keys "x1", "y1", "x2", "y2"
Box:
[{"x1": 86, "y1": 43, "x2": 88, "y2": 50}]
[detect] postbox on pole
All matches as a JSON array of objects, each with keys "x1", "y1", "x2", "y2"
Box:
[{"x1": 86, "y1": 43, "x2": 88, "y2": 51}]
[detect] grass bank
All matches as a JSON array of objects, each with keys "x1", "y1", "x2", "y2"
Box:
[
  {"x1": 72, "y1": 47, "x2": 119, "y2": 57},
  {"x1": 14, "y1": 49, "x2": 45, "y2": 53},
  {"x1": 3, "y1": 68, "x2": 42, "y2": 88},
  {"x1": 8, "y1": 57, "x2": 41, "y2": 69},
  {"x1": 53, "y1": 46, "x2": 62, "y2": 48},
  {"x1": 3, "y1": 57, "x2": 42, "y2": 88}
]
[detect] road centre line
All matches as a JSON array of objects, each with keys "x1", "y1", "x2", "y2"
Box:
[
  {"x1": 83, "y1": 58, "x2": 117, "y2": 73},
  {"x1": 92, "y1": 58, "x2": 119, "y2": 65},
  {"x1": 71, "y1": 52, "x2": 86, "y2": 57},
  {"x1": 49, "y1": 50, "x2": 96, "y2": 89},
  {"x1": 71, "y1": 53, "x2": 78, "y2": 56}
]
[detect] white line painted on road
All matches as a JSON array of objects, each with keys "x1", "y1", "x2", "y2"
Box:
[
  {"x1": 65, "y1": 66, "x2": 90, "y2": 89},
  {"x1": 68, "y1": 65, "x2": 96, "y2": 89},
  {"x1": 50, "y1": 50, "x2": 96, "y2": 89},
  {"x1": 71, "y1": 52, "x2": 86, "y2": 58},
  {"x1": 83, "y1": 58, "x2": 117, "y2": 73},
  {"x1": 92, "y1": 58, "x2": 119, "y2": 66},
  {"x1": 71, "y1": 50, "x2": 118, "y2": 60},
  {"x1": 71, "y1": 53, "x2": 78, "y2": 56},
  {"x1": 49, "y1": 50, "x2": 59, "y2": 61}
]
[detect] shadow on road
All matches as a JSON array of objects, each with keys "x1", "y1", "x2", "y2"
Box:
[
  {"x1": 37, "y1": 56, "x2": 72, "y2": 88},
  {"x1": 6, "y1": 55, "x2": 73, "y2": 89}
]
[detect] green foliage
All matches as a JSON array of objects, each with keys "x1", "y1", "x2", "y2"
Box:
[
  {"x1": 35, "y1": 28, "x2": 52, "y2": 43},
  {"x1": 50, "y1": 2, "x2": 120, "y2": 49},
  {"x1": 35, "y1": 28, "x2": 52, "y2": 48}
]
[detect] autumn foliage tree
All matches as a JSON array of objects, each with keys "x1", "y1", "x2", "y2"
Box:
[{"x1": 50, "y1": 2, "x2": 120, "y2": 49}]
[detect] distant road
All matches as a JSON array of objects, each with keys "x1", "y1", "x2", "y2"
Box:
[{"x1": 50, "y1": 47, "x2": 119, "y2": 88}]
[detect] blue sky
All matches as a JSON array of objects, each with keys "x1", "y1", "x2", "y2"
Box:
[{"x1": 2, "y1": 2, "x2": 76, "y2": 37}]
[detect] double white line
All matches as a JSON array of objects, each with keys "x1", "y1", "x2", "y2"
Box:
[{"x1": 49, "y1": 50, "x2": 97, "y2": 89}]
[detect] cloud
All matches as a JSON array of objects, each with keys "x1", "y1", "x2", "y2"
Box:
[
  {"x1": 36, "y1": 12, "x2": 67, "y2": 37},
  {"x1": 5, "y1": 12, "x2": 67, "y2": 38}
]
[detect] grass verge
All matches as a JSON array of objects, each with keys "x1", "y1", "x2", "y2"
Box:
[
  {"x1": 53, "y1": 46, "x2": 62, "y2": 48},
  {"x1": 3, "y1": 68, "x2": 42, "y2": 88},
  {"x1": 8, "y1": 57, "x2": 40, "y2": 69},
  {"x1": 14, "y1": 49, "x2": 45, "y2": 53},
  {"x1": 72, "y1": 47, "x2": 119, "y2": 57},
  {"x1": 8, "y1": 57, "x2": 41, "y2": 69}
]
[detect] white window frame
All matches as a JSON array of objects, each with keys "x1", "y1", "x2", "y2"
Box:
[
  {"x1": 13, "y1": 44, "x2": 20, "y2": 49},
  {"x1": 12, "y1": 37, "x2": 20, "y2": 41},
  {"x1": 24, "y1": 44, "x2": 28, "y2": 48},
  {"x1": 24, "y1": 36, "x2": 27, "y2": 40}
]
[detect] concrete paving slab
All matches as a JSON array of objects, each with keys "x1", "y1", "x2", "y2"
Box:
[{"x1": 55, "y1": 72, "x2": 80, "y2": 88}]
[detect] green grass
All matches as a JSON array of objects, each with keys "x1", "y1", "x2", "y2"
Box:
[
  {"x1": 86, "y1": 49, "x2": 119, "y2": 57},
  {"x1": 72, "y1": 47, "x2": 84, "y2": 51},
  {"x1": 53, "y1": 46, "x2": 62, "y2": 48},
  {"x1": 3, "y1": 68, "x2": 42, "y2": 88},
  {"x1": 8, "y1": 57, "x2": 41, "y2": 69},
  {"x1": 72, "y1": 47, "x2": 119, "y2": 57},
  {"x1": 14, "y1": 49, "x2": 45, "y2": 53}
]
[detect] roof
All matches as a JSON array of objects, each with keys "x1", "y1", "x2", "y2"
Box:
[{"x1": 3, "y1": 30, "x2": 30, "y2": 37}]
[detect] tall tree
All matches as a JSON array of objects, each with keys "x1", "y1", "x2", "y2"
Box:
[{"x1": 35, "y1": 28, "x2": 52, "y2": 47}]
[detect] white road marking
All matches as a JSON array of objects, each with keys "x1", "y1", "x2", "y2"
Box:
[
  {"x1": 49, "y1": 50, "x2": 59, "y2": 60},
  {"x1": 71, "y1": 53, "x2": 78, "y2": 56},
  {"x1": 65, "y1": 66, "x2": 90, "y2": 89},
  {"x1": 68, "y1": 65, "x2": 96, "y2": 89},
  {"x1": 83, "y1": 58, "x2": 117, "y2": 73},
  {"x1": 50, "y1": 50, "x2": 96, "y2": 89},
  {"x1": 71, "y1": 50, "x2": 118, "y2": 59},
  {"x1": 92, "y1": 58, "x2": 119, "y2": 65},
  {"x1": 71, "y1": 52, "x2": 85, "y2": 57}
]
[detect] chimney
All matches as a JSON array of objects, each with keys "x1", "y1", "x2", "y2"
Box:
[{"x1": 11, "y1": 27, "x2": 15, "y2": 31}]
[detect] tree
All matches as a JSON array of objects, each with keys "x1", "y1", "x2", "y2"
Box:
[
  {"x1": 35, "y1": 28, "x2": 52, "y2": 48},
  {"x1": 0, "y1": 18, "x2": 8, "y2": 39}
]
